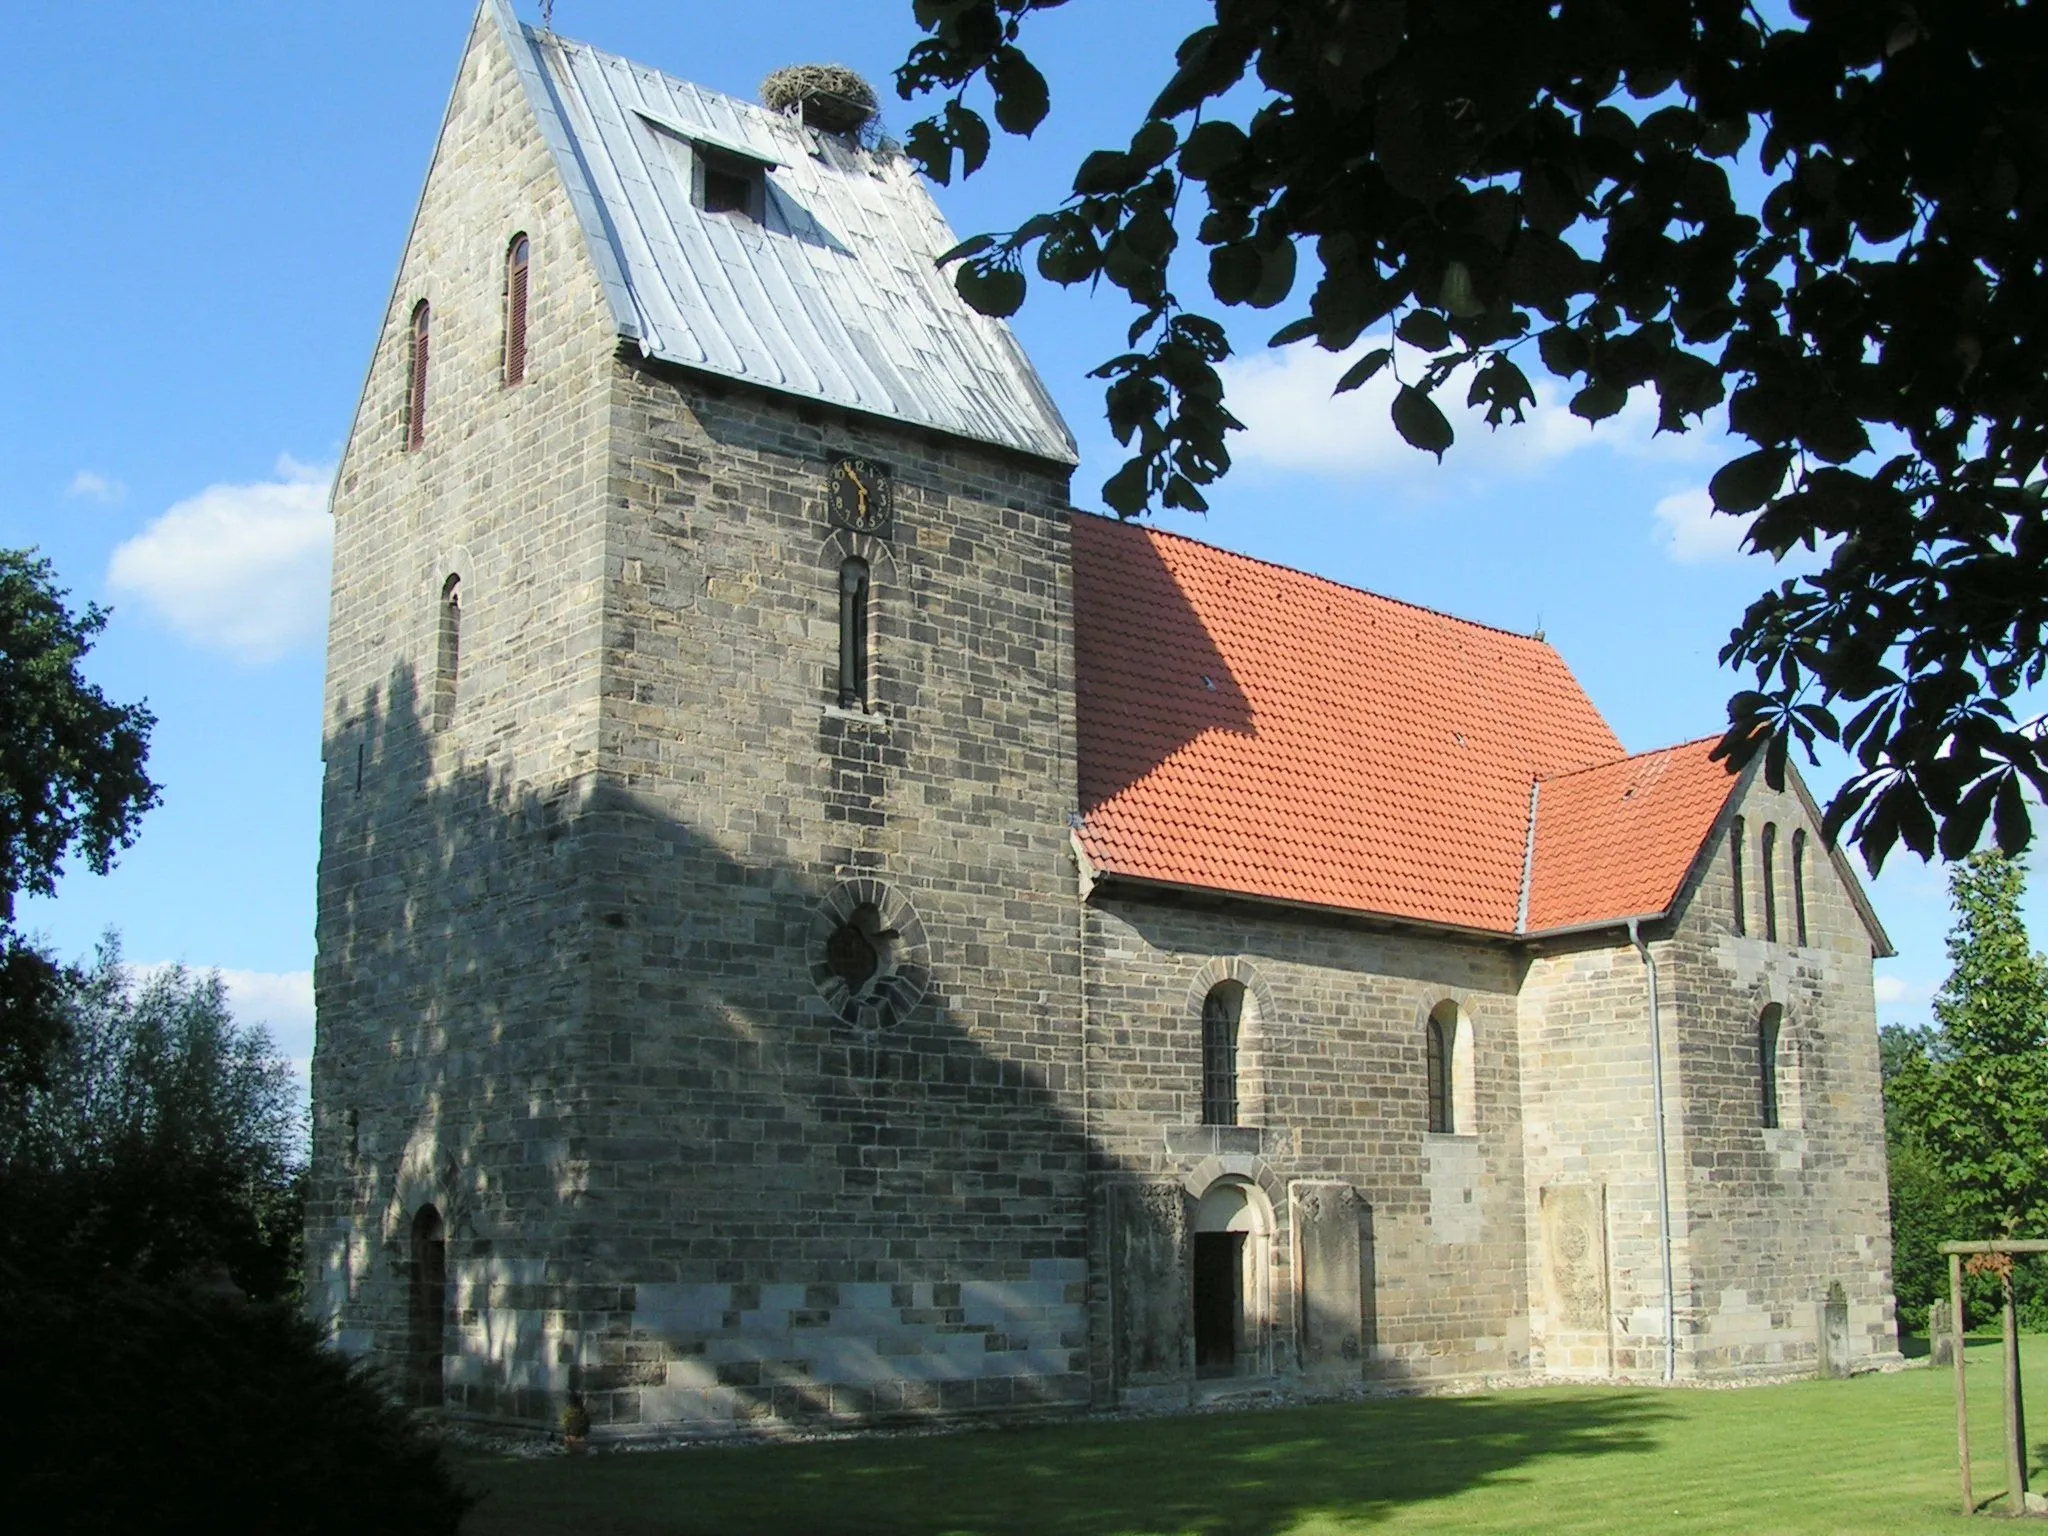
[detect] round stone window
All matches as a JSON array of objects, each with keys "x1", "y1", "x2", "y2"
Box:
[{"x1": 809, "y1": 880, "x2": 929, "y2": 1029}]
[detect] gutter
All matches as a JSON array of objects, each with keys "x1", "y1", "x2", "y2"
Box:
[{"x1": 1627, "y1": 917, "x2": 1677, "y2": 1383}]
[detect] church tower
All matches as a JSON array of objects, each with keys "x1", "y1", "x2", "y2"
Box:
[{"x1": 308, "y1": 0, "x2": 1093, "y2": 1429}]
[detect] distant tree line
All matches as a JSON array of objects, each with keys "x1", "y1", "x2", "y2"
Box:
[{"x1": 1883, "y1": 853, "x2": 2048, "y2": 1330}]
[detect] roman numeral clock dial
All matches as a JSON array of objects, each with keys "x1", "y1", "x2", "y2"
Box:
[{"x1": 827, "y1": 455, "x2": 892, "y2": 536}]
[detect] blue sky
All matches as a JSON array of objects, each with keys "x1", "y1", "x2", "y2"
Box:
[{"x1": 2, "y1": 0, "x2": 2030, "y2": 1084}]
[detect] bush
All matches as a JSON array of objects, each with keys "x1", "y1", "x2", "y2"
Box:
[{"x1": 0, "y1": 1258, "x2": 475, "y2": 1535}]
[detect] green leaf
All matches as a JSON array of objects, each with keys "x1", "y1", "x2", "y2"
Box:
[
  {"x1": 1179, "y1": 120, "x2": 1249, "y2": 180},
  {"x1": 988, "y1": 47, "x2": 1050, "y2": 136},
  {"x1": 1994, "y1": 775, "x2": 2034, "y2": 856},
  {"x1": 1248, "y1": 239, "x2": 1297, "y2": 310},
  {"x1": 955, "y1": 261, "x2": 1026, "y2": 318},
  {"x1": 1569, "y1": 382, "x2": 1626, "y2": 423},
  {"x1": 1267, "y1": 316, "x2": 1320, "y2": 348},
  {"x1": 1439, "y1": 261, "x2": 1482, "y2": 318},
  {"x1": 1396, "y1": 310, "x2": 1451, "y2": 352},
  {"x1": 1334, "y1": 348, "x2": 1392, "y2": 394},
  {"x1": 1709, "y1": 448, "x2": 1792, "y2": 515},
  {"x1": 1074, "y1": 150, "x2": 1138, "y2": 195},
  {"x1": 935, "y1": 233, "x2": 997, "y2": 267},
  {"x1": 1391, "y1": 384, "x2": 1454, "y2": 459}
]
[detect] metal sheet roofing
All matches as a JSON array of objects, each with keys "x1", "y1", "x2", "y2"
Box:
[{"x1": 492, "y1": 1, "x2": 1076, "y2": 464}]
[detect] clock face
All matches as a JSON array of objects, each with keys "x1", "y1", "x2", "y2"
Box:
[{"x1": 827, "y1": 456, "x2": 892, "y2": 535}]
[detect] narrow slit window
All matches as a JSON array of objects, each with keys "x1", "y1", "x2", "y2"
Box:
[
  {"x1": 406, "y1": 301, "x2": 430, "y2": 449},
  {"x1": 1201, "y1": 982, "x2": 1242, "y2": 1127},
  {"x1": 434, "y1": 574, "x2": 461, "y2": 728},
  {"x1": 1759, "y1": 1004, "x2": 1783, "y2": 1129},
  {"x1": 504, "y1": 234, "x2": 530, "y2": 385},
  {"x1": 1792, "y1": 829, "x2": 1809, "y2": 946},
  {"x1": 837, "y1": 558, "x2": 870, "y2": 709},
  {"x1": 1729, "y1": 816, "x2": 1747, "y2": 936},
  {"x1": 1761, "y1": 822, "x2": 1779, "y2": 942}
]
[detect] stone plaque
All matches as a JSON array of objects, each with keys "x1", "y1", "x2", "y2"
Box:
[
  {"x1": 1292, "y1": 1182, "x2": 1363, "y2": 1372},
  {"x1": 1108, "y1": 1180, "x2": 1189, "y2": 1386},
  {"x1": 1817, "y1": 1281, "x2": 1851, "y2": 1379},
  {"x1": 1540, "y1": 1181, "x2": 1610, "y2": 1332}
]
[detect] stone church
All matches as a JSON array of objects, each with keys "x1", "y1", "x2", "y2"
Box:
[{"x1": 307, "y1": 0, "x2": 1900, "y2": 1436}]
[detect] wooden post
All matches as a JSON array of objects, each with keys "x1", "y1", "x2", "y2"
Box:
[
  {"x1": 1956, "y1": 1251, "x2": 1973, "y2": 1517},
  {"x1": 2004, "y1": 1268, "x2": 2028, "y2": 1516}
]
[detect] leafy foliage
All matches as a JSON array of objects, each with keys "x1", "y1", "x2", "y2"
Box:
[
  {"x1": 1882, "y1": 855, "x2": 2048, "y2": 1323},
  {"x1": 0, "y1": 548, "x2": 157, "y2": 1093},
  {"x1": 897, "y1": 0, "x2": 2048, "y2": 870},
  {"x1": 0, "y1": 940, "x2": 306, "y2": 1302},
  {"x1": 0, "y1": 1261, "x2": 474, "y2": 1536}
]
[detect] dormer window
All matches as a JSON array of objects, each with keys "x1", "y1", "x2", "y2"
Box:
[{"x1": 698, "y1": 147, "x2": 763, "y2": 217}]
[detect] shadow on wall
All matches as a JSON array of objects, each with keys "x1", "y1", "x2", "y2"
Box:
[
  {"x1": 314, "y1": 660, "x2": 1097, "y2": 1426},
  {"x1": 459, "y1": 1389, "x2": 1677, "y2": 1536}
]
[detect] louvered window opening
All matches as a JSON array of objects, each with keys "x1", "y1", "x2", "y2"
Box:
[
  {"x1": 1201, "y1": 984, "x2": 1241, "y2": 1127},
  {"x1": 1729, "y1": 816, "x2": 1747, "y2": 936},
  {"x1": 505, "y1": 235, "x2": 529, "y2": 385},
  {"x1": 1426, "y1": 1017, "x2": 1451, "y2": 1134},
  {"x1": 407, "y1": 301, "x2": 431, "y2": 450},
  {"x1": 1791, "y1": 829, "x2": 1809, "y2": 946},
  {"x1": 1761, "y1": 822, "x2": 1779, "y2": 942},
  {"x1": 1759, "y1": 1005, "x2": 1783, "y2": 1129}
]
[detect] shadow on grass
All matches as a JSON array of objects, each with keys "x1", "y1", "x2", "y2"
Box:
[
  {"x1": 460, "y1": 1389, "x2": 1676, "y2": 1536},
  {"x1": 1900, "y1": 1331, "x2": 1930, "y2": 1360}
]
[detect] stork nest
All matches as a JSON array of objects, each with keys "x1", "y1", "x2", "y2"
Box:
[{"x1": 761, "y1": 64, "x2": 879, "y2": 136}]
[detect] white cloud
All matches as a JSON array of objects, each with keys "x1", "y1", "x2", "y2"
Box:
[
  {"x1": 218, "y1": 967, "x2": 316, "y2": 1078},
  {"x1": 1652, "y1": 486, "x2": 1758, "y2": 565},
  {"x1": 1874, "y1": 973, "x2": 1936, "y2": 1015},
  {"x1": 106, "y1": 456, "x2": 333, "y2": 661},
  {"x1": 67, "y1": 470, "x2": 126, "y2": 504},
  {"x1": 1216, "y1": 343, "x2": 1722, "y2": 483}
]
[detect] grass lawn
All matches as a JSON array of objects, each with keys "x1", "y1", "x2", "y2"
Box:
[{"x1": 457, "y1": 1337, "x2": 2045, "y2": 1535}]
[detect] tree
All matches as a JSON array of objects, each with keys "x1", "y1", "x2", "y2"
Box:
[
  {"x1": 895, "y1": 0, "x2": 2048, "y2": 871},
  {"x1": 0, "y1": 548, "x2": 158, "y2": 1094},
  {"x1": 1909, "y1": 854, "x2": 2048, "y2": 1238},
  {"x1": 0, "y1": 940, "x2": 306, "y2": 1300}
]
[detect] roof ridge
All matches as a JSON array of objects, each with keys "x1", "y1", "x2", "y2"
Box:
[
  {"x1": 1534, "y1": 733, "x2": 1728, "y2": 785},
  {"x1": 1071, "y1": 509, "x2": 1563, "y2": 648}
]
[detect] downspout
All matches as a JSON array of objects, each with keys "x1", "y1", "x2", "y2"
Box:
[{"x1": 1627, "y1": 917, "x2": 1677, "y2": 1383}]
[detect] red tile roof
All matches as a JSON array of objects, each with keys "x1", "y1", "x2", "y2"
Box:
[
  {"x1": 1069, "y1": 515, "x2": 1738, "y2": 937},
  {"x1": 1523, "y1": 738, "x2": 1740, "y2": 934}
]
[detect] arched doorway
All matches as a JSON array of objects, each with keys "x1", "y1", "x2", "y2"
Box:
[
  {"x1": 409, "y1": 1205, "x2": 447, "y2": 1407},
  {"x1": 1192, "y1": 1180, "x2": 1270, "y2": 1379}
]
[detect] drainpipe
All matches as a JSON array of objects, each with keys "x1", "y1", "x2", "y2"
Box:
[{"x1": 1627, "y1": 917, "x2": 1677, "y2": 1383}]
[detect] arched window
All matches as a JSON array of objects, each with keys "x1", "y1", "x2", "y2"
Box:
[
  {"x1": 1760, "y1": 822, "x2": 1779, "y2": 942},
  {"x1": 1426, "y1": 1009, "x2": 1451, "y2": 1134},
  {"x1": 837, "y1": 557, "x2": 870, "y2": 709},
  {"x1": 434, "y1": 573, "x2": 461, "y2": 728},
  {"x1": 1426, "y1": 1000, "x2": 1472, "y2": 1133},
  {"x1": 1791, "y1": 829, "x2": 1809, "y2": 946},
  {"x1": 406, "y1": 301, "x2": 430, "y2": 450},
  {"x1": 1201, "y1": 982, "x2": 1243, "y2": 1126},
  {"x1": 504, "y1": 234, "x2": 530, "y2": 385},
  {"x1": 409, "y1": 1204, "x2": 447, "y2": 1407},
  {"x1": 1759, "y1": 1004, "x2": 1784, "y2": 1130},
  {"x1": 1729, "y1": 815, "x2": 1747, "y2": 936}
]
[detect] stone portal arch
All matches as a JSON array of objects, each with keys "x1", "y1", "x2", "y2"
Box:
[{"x1": 1190, "y1": 1175, "x2": 1276, "y2": 1380}]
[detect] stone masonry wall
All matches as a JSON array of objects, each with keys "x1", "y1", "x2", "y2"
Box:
[
  {"x1": 1516, "y1": 938, "x2": 1688, "y2": 1377},
  {"x1": 521, "y1": 361, "x2": 1093, "y2": 1434},
  {"x1": 308, "y1": 7, "x2": 622, "y2": 1413},
  {"x1": 1660, "y1": 771, "x2": 1898, "y2": 1375},
  {"x1": 1083, "y1": 894, "x2": 1532, "y2": 1398}
]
